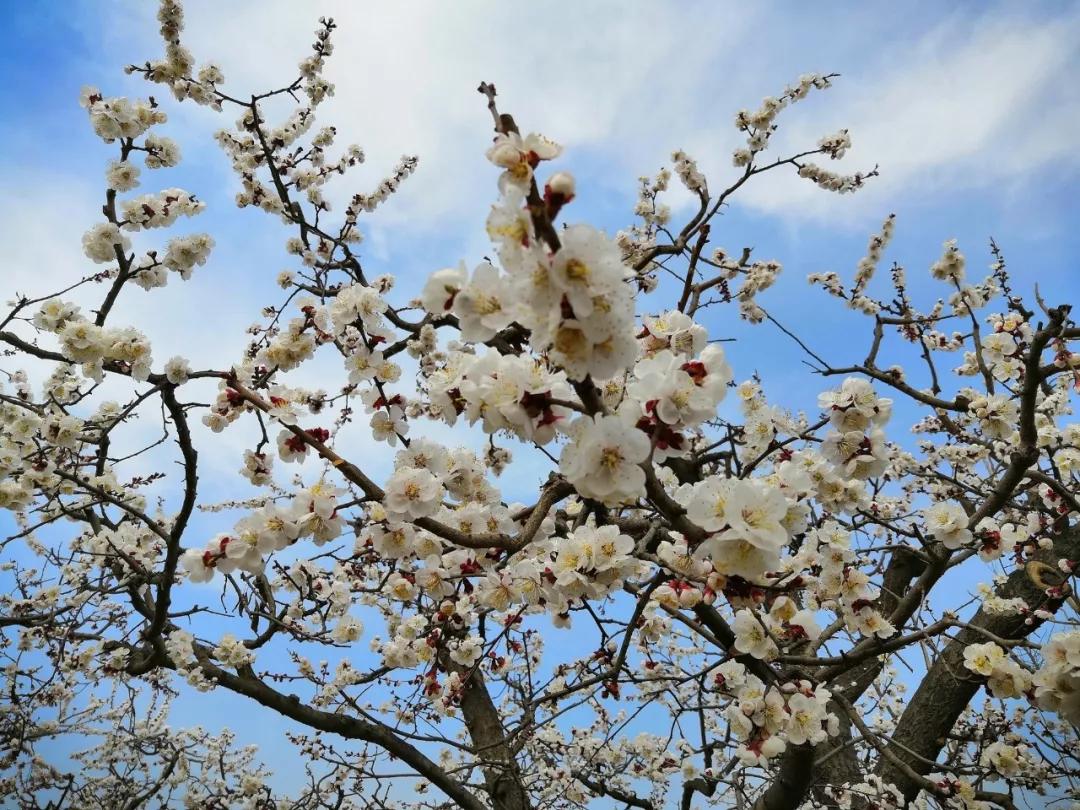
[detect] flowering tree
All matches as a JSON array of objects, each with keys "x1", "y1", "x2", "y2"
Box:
[{"x1": 2, "y1": 3, "x2": 1079, "y2": 808}]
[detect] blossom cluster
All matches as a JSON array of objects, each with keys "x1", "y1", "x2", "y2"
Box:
[
  {"x1": 962, "y1": 641, "x2": 1032, "y2": 700},
  {"x1": 180, "y1": 483, "x2": 343, "y2": 580},
  {"x1": 1033, "y1": 631, "x2": 1080, "y2": 725},
  {"x1": 36, "y1": 302, "x2": 156, "y2": 381},
  {"x1": 716, "y1": 659, "x2": 838, "y2": 765}
]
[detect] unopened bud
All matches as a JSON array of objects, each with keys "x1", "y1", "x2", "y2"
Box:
[{"x1": 546, "y1": 171, "x2": 576, "y2": 199}]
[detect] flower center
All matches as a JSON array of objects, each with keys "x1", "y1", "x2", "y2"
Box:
[
  {"x1": 475, "y1": 295, "x2": 502, "y2": 315},
  {"x1": 564, "y1": 258, "x2": 590, "y2": 281},
  {"x1": 600, "y1": 447, "x2": 623, "y2": 471}
]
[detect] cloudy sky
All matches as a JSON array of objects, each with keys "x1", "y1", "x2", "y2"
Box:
[
  {"x1": 4, "y1": 0, "x2": 1079, "y2": 394},
  {"x1": 2, "y1": 0, "x2": 1079, "y2": 795}
]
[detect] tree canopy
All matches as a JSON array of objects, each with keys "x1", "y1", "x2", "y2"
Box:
[{"x1": 1, "y1": 3, "x2": 1079, "y2": 809}]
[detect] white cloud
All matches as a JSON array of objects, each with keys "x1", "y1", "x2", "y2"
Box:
[
  {"x1": 101, "y1": 0, "x2": 758, "y2": 245},
  {"x1": 729, "y1": 10, "x2": 1080, "y2": 222},
  {"x1": 0, "y1": 174, "x2": 274, "y2": 499},
  {"x1": 1, "y1": 172, "x2": 253, "y2": 369},
  {"x1": 2, "y1": 175, "x2": 103, "y2": 313},
  {"x1": 89, "y1": 1, "x2": 1079, "y2": 244}
]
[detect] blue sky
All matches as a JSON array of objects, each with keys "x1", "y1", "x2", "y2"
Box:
[{"x1": 2, "y1": 0, "x2": 1080, "y2": 799}]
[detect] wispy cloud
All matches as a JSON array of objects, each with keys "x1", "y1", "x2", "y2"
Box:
[
  {"x1": 731, "y1": 9, "x2": 1080, "y2": 222},
  {"x1": 97, "y1": 0, "x2": 757, "y2": 240},
  {"x1": 80, "y1": 1, "x2": 1077, "y2": 246}
]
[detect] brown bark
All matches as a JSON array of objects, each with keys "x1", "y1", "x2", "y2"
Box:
[
  {"x1": 457, "y1": 669, "x2": 532, "y2": 810},
  {"x1": 876, "y1": 527, "x2": 1080, "y2": 801}
]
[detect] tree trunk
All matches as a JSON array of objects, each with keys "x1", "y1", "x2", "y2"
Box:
[
  {"x1": 876, "y1": 527, "x2": 1080, "y2": 801},
  {"x1": 456, "y1": 666, "x2": 532, "y2": 810}
]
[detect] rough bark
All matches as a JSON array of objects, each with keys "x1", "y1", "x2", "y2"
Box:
[
  {"x1": 456, "y1": 666, "x2": 532, "y2": 810},
  {"x1": 876, "y1": 527, "x2": 1080, "y2": 801},
  {"x1": 752, "y1": 744, "x2": 816, "y2": 810}
]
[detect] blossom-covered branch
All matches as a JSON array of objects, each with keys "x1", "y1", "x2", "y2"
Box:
[{"x1": 1, "y1": 2, "x2": 1078, "y2": 809}]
